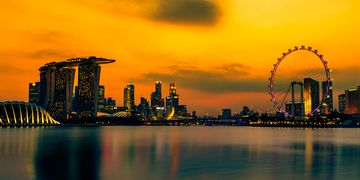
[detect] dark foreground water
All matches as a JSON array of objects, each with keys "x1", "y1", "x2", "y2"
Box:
[{"x1": 1, "y1": 127, "x2": 360, "y2": 180}]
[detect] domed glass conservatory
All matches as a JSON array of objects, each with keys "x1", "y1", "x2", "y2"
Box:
[{"x1": 0, "y1": 102, "x2": 60, "y2": 126}]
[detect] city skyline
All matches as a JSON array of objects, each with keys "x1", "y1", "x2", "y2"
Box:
[
  {"x1": 1, "y1": 0, "x2": 360, "y2": 115},
  {"x1": 2, "y1": 1, "x2": 360, "y2": 180},
  {"x1": 22, "y1": 55, "x2": 360, "y2": 121}
]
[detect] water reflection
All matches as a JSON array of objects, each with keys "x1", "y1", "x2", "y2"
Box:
[
  {"x1": 34, "y1": 127, "x2": 101, "y2": 180},
  {"x1": 1, "y1": 127, "x2": 360, "y2": 179}
]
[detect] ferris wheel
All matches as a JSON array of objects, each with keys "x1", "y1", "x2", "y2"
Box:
[{"x1": 269, "y1": 46, "x2": 331, "y2": 117}]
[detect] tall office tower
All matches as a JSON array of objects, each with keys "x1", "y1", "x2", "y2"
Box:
[
  {"x1": 51, "y1": 67, "x2": 76, "y2": 120},
  {"x1": 39, "y1": 65, "x2": 56, "y2": 110},
  {"x1": 169, "y1": 83, "x2": 176, "y2": 95},
  {"x1": 29, "y1": 82, "x2": 40, "y2": 105},
  {"x1": 77, "y1": 62, "x2": 101, "y2": 118},
  {"x1": 166, "y1": 83, "x2": 179, "y2": 115},
  {"x1": 138, "y1": 97, "x2": 150, "y2": 119},
  {"x1": 322, "y1": 81, "x2": 333, "y2": 114},
  {"x1": 151, "y1": 81, "x2": 162, "y2": 107},
  {"x1": 338, "y1": 94, "x2": 346, "y2": 113},
  {"x1": 39, "y1": 65, "x2": 75, "y2": 121},
  {"x1": 98, "y1": 85, "x2": 105, "y2": 112},
  {"x1": 124, "y1": 82, "x2": 135, "y2": 112},
  {"x1": 345, "y1": 88, "x2": 360, "y2": 114},
  {"x1": 304, "y1": 78, "x2": 320, "y2": 115},
  {"x1": 156, "y1": 81, "x2": 162, "y2": 99},
  {"x1": 165, "y1": 96, "x2": 172, "y2": 112}
]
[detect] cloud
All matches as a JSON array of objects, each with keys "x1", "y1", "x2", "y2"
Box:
[
  {"x1": 27, "y1": 49, "x2": 74, "y2": 59},
  {"x1": 332, "y1": 67, "x2": 360, "y2": 91},
  {"x1": 0, "y1": 62, "x2": 30, "y2": 74},
  {"x1": 218, "y1": 63, "x2": 251, "y2": 76},
  {"x1": 152, "y1": 0, "x2": 220, "y2": 25},
  {"x1": 32, "y1": 31, "x2": 64, "y2": 43},
  {"x1": 135, "y1": 64, "x2": 267, "y2": 93}
]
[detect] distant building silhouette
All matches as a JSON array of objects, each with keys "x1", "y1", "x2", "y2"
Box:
[
  {"x1": 221, "y1": 109, "x2": 232, "y2": 118},
  {"x1": 104, "y1": 98, "x2": 116, "y2": 113},
  {"x1": 192, "y1": 111, "x2": 197, "y2": 119},
  {"x1": 177, "y1": 105, "x2": 188, "y2": 117},
  {"x1": 338, "y1": 94, "x2": 346, "y2": 113},
  {"x1": 151, "y1": 81, "x2": 162, "y2": 108},
  {"x1": 124, "y1": 82, "x2": 135, "y2": 112},
  {"x1": 138, "y1": 97, "x2": 150, "y2": 119},
  {"x1": 345, "y1": 88, "x2": 360, "y2": 114},
  {"x1": 286, "y1": 102, "x2": 304, "y2": 116},
  {"x1": 29, "y1": 82, "x2": 40, "y2": 105},
  {"x1": 240, "y1": 106, "x2": 250, "y2": 117}
]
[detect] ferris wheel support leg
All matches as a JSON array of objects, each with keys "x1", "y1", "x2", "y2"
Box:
[{"x1": 291, "y1": 82, "x2": 295, "y2": 116}]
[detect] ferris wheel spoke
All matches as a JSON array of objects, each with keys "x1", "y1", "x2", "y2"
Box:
[{"x1": 279, "y1": 85, "x2": 292, "y2": 109}]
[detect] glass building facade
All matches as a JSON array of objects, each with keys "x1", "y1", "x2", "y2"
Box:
[
  {"x1": 77, "y1": 62, "x2": 101, "y2": 118},
  {"x1": 39, "y1": 66, "x2": 75, "y2": 121},
  {"x1": 345, "y1": 88, "x2": 360, "y2": 114},
  {"x1": 29, "y1": 82, "x2": 40, "y2": 105},
  {"x1": 151, "y1": 81, "x2": 162, "y2": 108},
  {"x1": 123, "y1": 82, "x2": 135, "y2": 112},
  {"x1": 37, "y1": 57, "x2": 115, "y2": 120},
  {"x1": 338, "y1": 94, "x2": 346, "y2": 113},
  {"x1": 304, "y1": 78, "x2": 320, "y2": 115}
]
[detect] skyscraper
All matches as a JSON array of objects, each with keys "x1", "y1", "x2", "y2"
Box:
[
  {"x1": 124, "y1": 82, "x2": 135, "y2": 112},
  {"x1": 151, "y1": 81, "x2": 162, "y2": 107},
  {"x1": 304, "y1": 78, "x2": 320, "y2": 115},
  {"x1": 156, "y1": 81, "x2": 162, "y2": 99},
  {"x1": 338, "y1": 94, "x2": 346, "y2": 113},
  {"x1": 169, "y1": 82, "x2": 176, "y2": 95},
  {"x1": 39, "y1": 65, "x2": 56, "y2": 110},
  {"x1": 138, "y1": 97, "x2": 150, "y2": 119},
  {"x1": 98, "y1": 85, "x2": 105, "y2": 112},
  {"x1": 39, "y1": 65, "x2": 75, "y2": 120},
  {"x1": 38, "y1": 57, "x2": 115, "y2": 120},
  {"x1": 166, "y1": 83, "x2": 179, "y2": 115},
  {"x1": 29, "y1": 82, "x2": 40, "y2": 105},
  {"x1": 51, "y1": 67, "x2": 75, "y2": 120},
  {"x1": 322, "y1": 81, "x2": 333, "y2": 114},
  {"x1": 345, "y1": 88, "x2": 360, "y2": 114},
  {"x1": 77, "y1": 62, "x2": 101, "y2": 118}
]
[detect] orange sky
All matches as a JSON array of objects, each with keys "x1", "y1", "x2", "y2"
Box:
[{"x1": 1, "y1": 0, "x2": 360, "y2": 115}]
